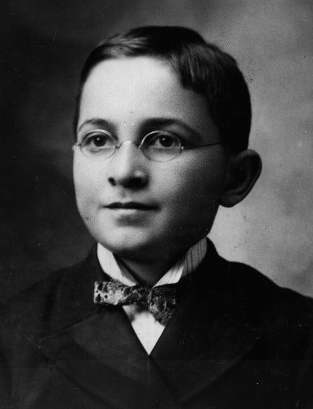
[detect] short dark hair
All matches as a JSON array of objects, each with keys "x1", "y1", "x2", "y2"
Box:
[{"x1": 74, "y1": 26, "x2": 251, "y2": 153}]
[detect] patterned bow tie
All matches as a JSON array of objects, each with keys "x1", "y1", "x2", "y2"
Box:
[{"x1": 94, "y1": 280, "x2": 177, "y2": 325}]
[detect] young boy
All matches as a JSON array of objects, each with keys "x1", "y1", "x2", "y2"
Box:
[{"x1": 1, "y1": 26, "x2": 313, "y2": 409}]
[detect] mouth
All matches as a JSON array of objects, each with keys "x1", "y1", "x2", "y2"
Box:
[{"x1": 105, "y1": 202, "x2": 157, "y2": 211}]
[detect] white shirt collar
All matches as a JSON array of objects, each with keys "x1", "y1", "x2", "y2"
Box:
[{"x1": 97, "y1": 238, "x2": 207, "y2": 287}]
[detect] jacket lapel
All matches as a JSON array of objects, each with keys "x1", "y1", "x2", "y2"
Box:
[
  {"x1": 151, "y1": 243, "x2": 262, "y2": 403},
  {"x1": 34, "y1": 248, "x2": 180, "y2": 409}
]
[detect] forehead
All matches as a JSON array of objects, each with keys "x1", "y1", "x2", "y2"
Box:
[{"x1": 78, "y1": 56, "x2": 218, "y2": 140}]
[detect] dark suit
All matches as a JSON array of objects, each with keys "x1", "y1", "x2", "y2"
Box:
[{"x1": 1, "y1": 241, "x2": 313, "y2": 409}]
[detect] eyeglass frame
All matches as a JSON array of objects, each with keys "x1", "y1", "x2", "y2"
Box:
[{"x1": 73, "y1": 128, "x2": 222, "y2": 162}]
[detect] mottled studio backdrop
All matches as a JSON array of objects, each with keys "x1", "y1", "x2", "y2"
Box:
[{"x1": 2, "y1": 0, "x2": 313, "y2": 300}]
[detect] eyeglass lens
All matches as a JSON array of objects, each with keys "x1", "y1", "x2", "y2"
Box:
[{"x1": 77, "y1": 130, "x2": 182, "y2": 162}]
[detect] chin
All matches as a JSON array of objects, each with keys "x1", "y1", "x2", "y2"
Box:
[{"x1": 95, "y1": 230, "x2": 156, "y2": 258}]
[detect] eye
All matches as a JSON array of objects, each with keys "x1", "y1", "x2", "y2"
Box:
[
  {"x1": 144, "y1": 131, "x2": 182, "y2": 149},
  {"x1": 80, "y1": 130, "x2": 115, "y2": 152}
]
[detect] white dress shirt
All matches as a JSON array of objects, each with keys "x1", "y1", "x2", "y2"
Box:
[{"x1": 97, "y1": 238, "x2": 207, "y2": 354}]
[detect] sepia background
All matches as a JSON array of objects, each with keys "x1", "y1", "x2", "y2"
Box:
[{"x1": 2, "y1": 0, "x2": 313, "y2": 300}]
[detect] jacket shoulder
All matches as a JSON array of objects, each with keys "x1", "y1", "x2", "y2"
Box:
[
  {"x1": 0, "y1": 257, "x2": 92, "y2": 341},
  {"x1": 224, "y1": 259, "x2": 313, "y2": 328}
]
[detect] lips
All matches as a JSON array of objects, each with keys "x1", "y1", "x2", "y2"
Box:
[{"x1": 105, "y1": 202, "x2": 157, "y2": 210}]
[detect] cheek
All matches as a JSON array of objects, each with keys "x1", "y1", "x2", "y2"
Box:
[
  {"x1": 159, "y1": 157, "x2": 227, "y2": 238},
  {"x1": 73, "y1": 158, "x2": 100, "y2": 212},
  {"x1": 163, "y1": 158, "x2": 226, "y2": 209}
]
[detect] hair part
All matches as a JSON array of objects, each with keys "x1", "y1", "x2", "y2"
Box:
[{"x1": 73, "y1": 26, "x2": 251, "y2": 153}]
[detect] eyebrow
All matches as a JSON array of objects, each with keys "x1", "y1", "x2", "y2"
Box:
[
  {"x1": 77, "y1": 118, "x2": 115, "y2": 134},
  {"x1": 77, "y1": 117, "x2": 205, "y2": 143},
  {"x1": 142, "y1": 118, "x2": 205, "y2": 143}
]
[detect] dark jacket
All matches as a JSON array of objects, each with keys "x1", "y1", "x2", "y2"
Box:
[{"x1": 1, "y1": 241, "x2": 313, "y2": 409}]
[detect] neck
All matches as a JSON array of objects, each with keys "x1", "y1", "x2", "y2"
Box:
[{"x1": 116, "y1": 249, "x2": 187, "y2": 286}]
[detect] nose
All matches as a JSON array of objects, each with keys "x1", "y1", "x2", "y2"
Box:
[{"x1": 107, "y1": 141, "x2": 149, "y2": 189}]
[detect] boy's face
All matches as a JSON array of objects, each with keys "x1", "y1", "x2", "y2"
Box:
[{"x1": 73, "y1": 57, "x2": 229, "y2": 262}]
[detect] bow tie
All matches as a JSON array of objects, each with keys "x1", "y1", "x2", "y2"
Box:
[{"x1": 94, "y1": 280, "x2": 177, "y2": 325}]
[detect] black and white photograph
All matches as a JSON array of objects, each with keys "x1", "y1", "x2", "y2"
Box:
[{"x1": 1, "y1": 1, "x2": 313, "y2": 408}]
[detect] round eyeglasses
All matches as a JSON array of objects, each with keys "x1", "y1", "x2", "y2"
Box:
[{"x1": 73, "y1": 129, "x2": 221, "y2": 162}]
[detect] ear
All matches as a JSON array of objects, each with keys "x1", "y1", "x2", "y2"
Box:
[{"x1": 220, "y1": 149, "x2": 262, "y2": 207}]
